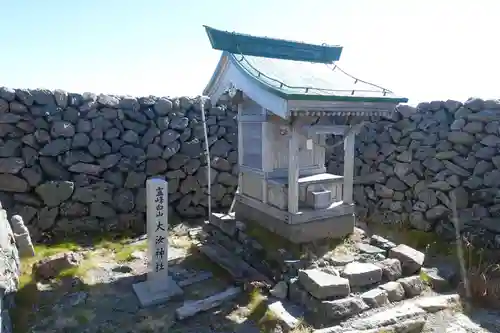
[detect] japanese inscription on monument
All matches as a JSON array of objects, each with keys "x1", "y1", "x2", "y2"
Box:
[
  {"x1": 133, "y1": 178, "x2": 182, "y2": 306},
  {"x1": 147, "y1": 178, "x2": 169, "y2": 284}
]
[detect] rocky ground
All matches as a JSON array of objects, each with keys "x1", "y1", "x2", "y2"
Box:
[
  {"x1": 10, "y1": 222, "x2": 500, "y2": 333},
  {"x1": 12, "y1": 228, "x2": 261, "y2": 333}
]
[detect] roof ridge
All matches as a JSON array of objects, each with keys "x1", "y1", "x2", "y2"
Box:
[{"x1": 204, "y1": 25, "x2": 343, "y2": 64}]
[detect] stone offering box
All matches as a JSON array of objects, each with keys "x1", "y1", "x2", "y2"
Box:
[{"x1": 203, "y1": 26, "x2": 408, "y2": 243}]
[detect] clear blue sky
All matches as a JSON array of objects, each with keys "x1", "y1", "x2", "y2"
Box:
[{"x1": 1, "y1": 0, "x2": 498, "y2": 104}]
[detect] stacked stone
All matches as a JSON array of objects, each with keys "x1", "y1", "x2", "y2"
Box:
[
  {"x1": 327, "y1": 98, "x2": 500, "y2": 248},
  {"x1": 205, "y1": 213, "x2": 290, "y2": 281},
  {"x1": 0, "y1": 87, "x2": 238, "y2": 240},
  {"x1": 288, "y1": 237, "x2": 427, "y2": 325}
]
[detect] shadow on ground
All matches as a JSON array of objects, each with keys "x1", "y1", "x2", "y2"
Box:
[{"x1": 10, "y1": 229, "x2": 267, "y2": 333}]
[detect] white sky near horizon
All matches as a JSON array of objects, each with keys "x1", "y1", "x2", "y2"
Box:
[{"x1": 1, "y1": 0, "x2": 499, "y2": 106}]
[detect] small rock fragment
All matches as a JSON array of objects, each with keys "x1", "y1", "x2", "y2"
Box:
[
  {"x1": 375, "y1": 258, "x2": 402, "y2": 281},
  {"x1": 398, "y1": 275, "x2": 426, "y2": 298},
  {"x1": 379, "y1": 281, "x2": 405, "y2": 302},
  {"x1": 370, "y1": 234, "x2": 396, "y2": 251},
  {"x1": 33, "y1": 252, "x2": 82, "y2": 280},
  {"x1": 356, "y1": 243, "x2": 386, "y2": 255},
  {"x1": 360, "y1": 288, "x2": 389, "y2": 308}
]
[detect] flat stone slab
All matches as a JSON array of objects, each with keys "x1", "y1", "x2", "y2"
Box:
[
  {"x1": 298, "y1": 269, "x2": 350, "y2": 299},
  {"x1": 175, "y1": 286, "x2": 241, "y2": 320},
  {"x1": 132, "y1": 276, "x2": 183, "y2": 307},
  {"x1": 356, "y1": 243, "x2": 385, "y2": 255},
  {"x1": 389, "y1": 244, "x2": 425, "y2": 275},
  {"x1": 268, "y1": 300, "x2": 304, "y2": 330},
  {"x1": 341, "y1": 262, "x2": 382, "y2": 287},
  {"x1": 413, "y1": 294, "x2": 460, "y2": 312},
  {"x1": 321, "y1": 297, "x2": 369, "y2": 321},
  {"x1": 314, "y1": 319, "x2": 426, "y2": 333},
  {"x1": 349, "y1": 303, "x2": 426, "y2": 330},
  {"x1": 369, "y1": 234, "x2": 396, "y2": 251}
]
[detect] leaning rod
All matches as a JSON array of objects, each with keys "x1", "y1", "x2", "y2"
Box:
[{"x1": 200, "y1": 98, "x2": 212, "y2": 219}]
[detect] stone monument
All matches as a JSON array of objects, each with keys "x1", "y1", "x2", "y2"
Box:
[
  {"x1": 10, "y1": 215, "x2": 35, "y2": 258},
  {"x1": 132, "y1": 178, "x2": 183, "y2": 307}
]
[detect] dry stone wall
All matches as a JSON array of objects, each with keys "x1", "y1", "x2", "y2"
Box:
[
  {"x1": 327, "y1": 98, "x2": 500, "y2": 248},
  {"x1": 1, "y1": 85, "x2": 500, "y2": 248},
  {"x1": 0, "y1": 87, "x2": 238, "y2": 241}
]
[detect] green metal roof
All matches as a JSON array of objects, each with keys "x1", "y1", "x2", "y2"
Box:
[
  {"x1": 228, "y1": 53, "x2": 408, "y2": 103},
  {"x1": 204, "y1": 26, "x2": 408, "y2": 104}
]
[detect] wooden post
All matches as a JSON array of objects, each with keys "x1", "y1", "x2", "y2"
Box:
[
  {"x1": 132, "y1": 178, "x2": 183, "y2": 307},
  {"x1": 343, "y1": 130, "x2": 356, "y2": 205},
  {"x1": 288, "y1": 125, "x2": 299, "y2": 214}
]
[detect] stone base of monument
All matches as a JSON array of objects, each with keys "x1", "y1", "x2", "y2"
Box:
[{"x1": 133, "y1": 275, "x2": 183, "y2": 307}]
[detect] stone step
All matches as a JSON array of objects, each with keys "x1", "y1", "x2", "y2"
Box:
[
  {"x1": 197, "y1": 242, "x2": 272, "y2": 286},
  {"x1": 202, "y1": 214, "x2": 284, "y2": 281},
  {"x1": 266, "y1": 298, "x2": 305, "y2": 331},
  {"x1": 318, "y1": 244, "x2": 426, "y2": 291},
  {"x1": 313, "y1": 294, "x2": 461, "y2": 333},
  {"x1": 295, "y1": 264, "x2": 426, "y2": 300},
  {"x1": 288, "y1": 272, "x2": 429, "y2": 326},
  {"x1": 209, "y1": 212, "x2": 239, "y2": 237}
]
